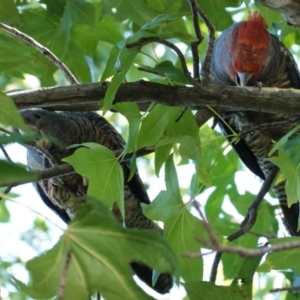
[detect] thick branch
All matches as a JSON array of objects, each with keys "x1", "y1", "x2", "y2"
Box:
[
  {"x1": 7, "y1": 81, "x2": 300, "y2": 115},
  {"x1": 256, "y1": 0, "x2": 300, "y2": 27}
]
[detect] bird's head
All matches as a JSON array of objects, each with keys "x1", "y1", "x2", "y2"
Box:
[
  {"x1": 229, "y1": 13, "x2": 271, "y2": 86},
  {"x1": 21, "y1": 109, "x2": 71, "y2": 150}
]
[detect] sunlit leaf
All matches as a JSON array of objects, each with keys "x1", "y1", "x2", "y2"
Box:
[
  {"x1": 150, "y1": 60, "x2": 189, "y2": 84},
  {"x1": 270, "y1": 148, "x2": 300, "y2": 207},
  {"x1": 269, "y1": 123, "x2": 300, "y2": 156},
  {"x1": 16, "y1": 201, "x2": 178, "y2": 300},
  {"x1": 0, "y1": 201, "x2": 10, "y2": 222},
  {"x1": 114, "y1": 102, "x2": 142, "y2": 153},
  {"x1": 137, "y1": 105, "x2": 182, "y2": 149},
  {"x1": 62, "y1": 143, "x2": 124, "y2": 217},
  {"x1": 102, "y1": 43, "x2": 140, "y2": 112},
  {"x1": 144, "y1": 155, "x2": 203, "y2": 282},
  {"x1": 230, "y1": 253, "x2": 263, "y2": 297}
]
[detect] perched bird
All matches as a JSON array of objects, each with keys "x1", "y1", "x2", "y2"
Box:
[
  {"x1": 20, "y1": 109, "x2": 173, "y2": 294},
  {"x1": 209, "y1": 13, "x2": 300, "y2": 235}
]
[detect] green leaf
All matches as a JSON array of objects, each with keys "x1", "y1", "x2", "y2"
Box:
[
  {"x1": 269, "y1": 123, "x2": 300, "y2": 156},
  {"x1": 140, "y1": 13, "x2": 186, "y2": 31},
  {"x1": 0, "y1": 35, "x2": 32, "y2": 72},
  {"x1": 102, "y1": 0, "x2": 159, "y2": 26},
  {"x1": 72, "y1": 16, "x2": 123, "y2": 57},
  {"x1": 62, "y1": 143, "x2": 124, "y2": 217},
  {"x1": 184, "y1": 281, "x2": 246, "y2": 300},
  {"x1": 0, "y1": 0, "x2": 21, "y2": 25},
  {"x1": 17, "y1": 201, "x2": 178, "y2": 300},
  {"x1": 21, "y1": 9, "x2": 57, "y2": 45},
  {"x1": 113, "y1": 102, "x2": 142, "y2": 153},
  {"x1": 0, "y1": 201, "x2": 10, "y2": 222},
  {"x1": 0, "y1": 160, "x2": 37, "y2": 186},
  {"x1": 101, "y1": 11, "x2": 190, "y2": 111},
  {"x1": 283, "y1": 135, "x2": 300, "y2": 166},
  {"x1": 137, "y1": 104, "x2": 182, "y2": 149},
  {"x1": 100, "y1": 44, "x2": 121, "y2": 82},
  {"x1": 96, "y1": 16, "x2": 124, "y2": 44},
  {"x1": 102, "y1": 42, "x2": 141, "y2": 112},
  {"x1": 222, "y1": 234, "x2": 259, "y2": 280},
  {"x1": 154, "y1": 108, "x2": 202, "y2": 183},
  {"x1": 259, "y1": 237, "x2": 300, "y2": 274},
  {"x1": 199, "y1": 1, "x2": 239, "y2": 31},
  {"x1": 144, "y1": 155, "x2": 203, "y2": 282},
  {"x1": 41, "y1": 0, "x2": 66, "y2": 16},
  {"x1": 0, "y1": 133, "x2": 36, "y2": 145},
  {"x1": 61, "y1": 0, "x2": 96, "y2": 29},
  {"x1": 155, "y1": 143, "x2": 173, "y2": 176},
  {"x1": 269, "y1": 148, "x2": 300, "y2": 207},
  {"x1": 146, "y1": 60, "x2": 189, "y2": 84},
  {"x1": 230, "y1": 253, "x2": 263, "y2": 298},
  {"x1": 63, "y1": 40, "x2": 91, "y2": 82},
  {"x1": 0, "y1": 92, "x2": 31, "y2": 134}
]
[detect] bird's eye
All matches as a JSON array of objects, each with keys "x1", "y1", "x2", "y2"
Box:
[{"x1": 34, "y1": 114, "x2": 42, "y2": 119}]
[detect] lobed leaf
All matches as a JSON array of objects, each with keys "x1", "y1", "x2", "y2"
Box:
[{"x1": 16, "y1": 201, "x2": 178, "y2": 300}]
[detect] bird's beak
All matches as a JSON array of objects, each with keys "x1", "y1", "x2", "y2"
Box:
[{"x1": 236, "y1": 72, "x2": 252, "y2": 87}]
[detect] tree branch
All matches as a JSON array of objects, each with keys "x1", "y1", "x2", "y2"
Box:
[
  {"x1": 0, "y1": 147, "x2": 154, "y2": 189},
  {"x1": 126, "y1": 37, "x2": 193, "y2": 84},
  {"x1": 194, "y1": 1, "x2": 215, "y2": 84},
  {"x1": 186, "y1": 200, "x2": 300, "y2": 258},
  {"x1": 256, "y1": 0, "x2": 300, "y2": 27},
  {"x1": 270, "y1": 286, "x2": 300, "y2": 293},
  {"x1": 7, "y1": 81, "x2": 300, "y2": 115},
  {"x1": 187, "y1": 0, "x2": 203, "y2": 81},
  {"x1": 184, "y1": 238, "x2": 300, "y2": 257},
  {"x1": 209, "y1": 168, "x2": 279, "y2": 282}
]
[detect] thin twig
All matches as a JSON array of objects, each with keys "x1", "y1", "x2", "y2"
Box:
[
  {"x1": 183, "y1": 238, "x2": 300, "y2": 258},
  {"x1": 187, "y1": 0, "x2": 203, "y2": 80},
  {"x1": 0, "y1": 145, "x2": 13, "y2": 163},
  {"x1": 193, "y1": 200, "x2": 220, "y2": 249},
  {"x1": 0, "y1": 127, "x2": 12, "y2": 134},
  {"x1": 57, "y1": 251, "x2": 72, "y2": 300},
  {"x1": 126, "y1": 37, "x2": 193, "y2": 84},
  {"x1": 209, "y1": 168, "x2": 278, "y2": 282},
  {"x1": 238, "y1": 168, "x2": 279, "y2": 232},
  {"x1": 0, "y1": 184, "x2": 15, "y2": 201},
  {"x1": 270, "y1": 286, "x2": 300, "y2": 293},
  {"x1": 186, "y1": 201, "x2": 300, "y2": 259},
  {"x1": 0, "y1": 147, "x2": 155, "y2": 188},
  {"x1": 186, "y1": 200, "x2": 300, "y2": 258},
  {"x1": 0, "y1": 22, "x2": 78, "y2": 85},
  {"x1": 196, "y1": 4, "x2": 215, "y2": 84},
  {"x1": 248, "y1": 231, "x2": 277, "y2": 239},
  {"x1": 137, "y1": 67, "x2": 164, "y2": 77}
]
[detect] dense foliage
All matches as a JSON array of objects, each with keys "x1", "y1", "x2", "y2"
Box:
[{"x1": 1, "y1": 0, "x2": 300, "y2": 299}]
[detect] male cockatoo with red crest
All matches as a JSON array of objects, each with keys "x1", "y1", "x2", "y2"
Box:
[{"x1": 209, "y1": 13, "x2": 300, "y2": 235}]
